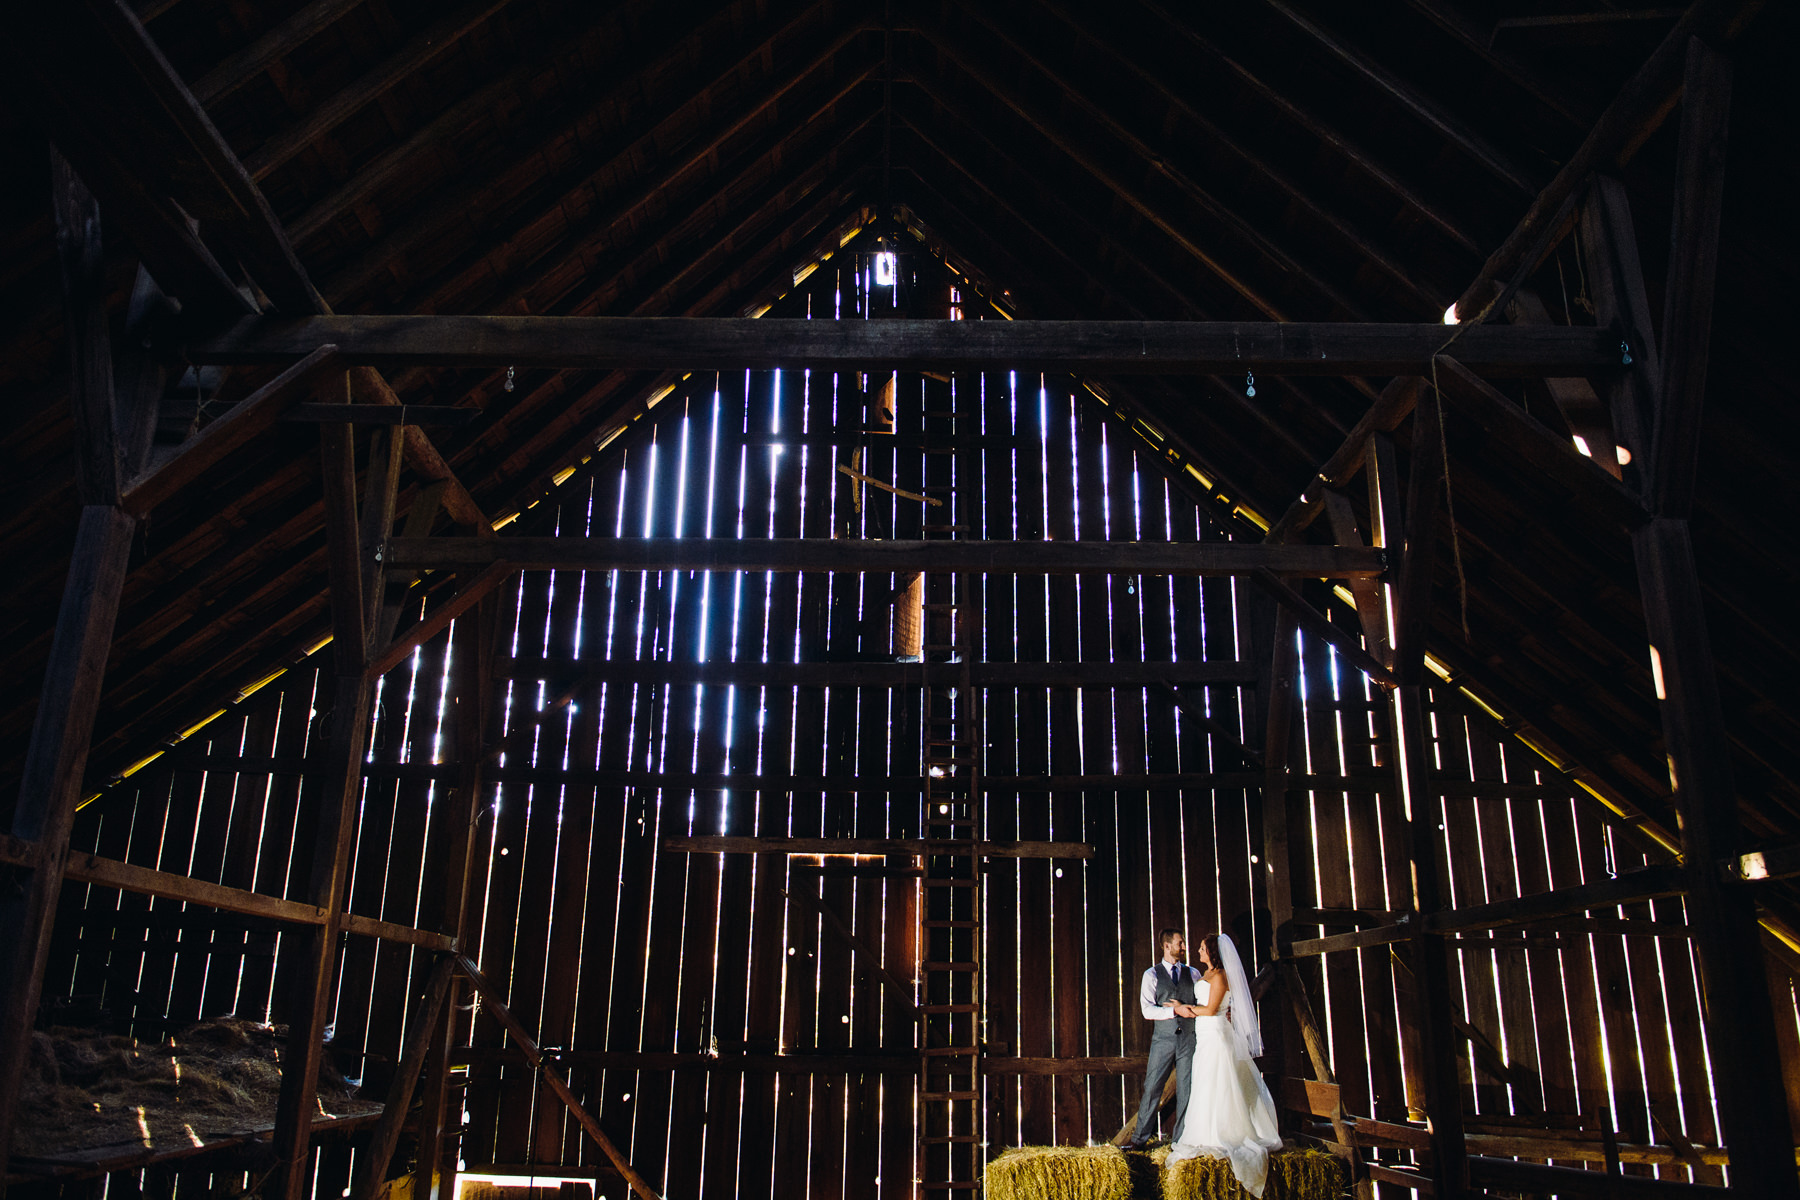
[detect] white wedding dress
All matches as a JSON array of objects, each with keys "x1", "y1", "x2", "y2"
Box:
[{"x1": 1166, "y1": 954, "x2": 1283, "y2": 1197}]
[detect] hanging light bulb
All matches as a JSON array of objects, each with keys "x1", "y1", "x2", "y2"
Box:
[
  {"x1": 874, "y1": 250, "x2": 898, "y2": 287},
  {"x1": 1244, "y1": 371, "x2": 1256, "y2": 398}
]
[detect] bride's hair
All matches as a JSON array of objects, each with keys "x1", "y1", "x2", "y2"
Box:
[{"x1": 1198, "y1": 933, "x2": 1224, "y2": 973}]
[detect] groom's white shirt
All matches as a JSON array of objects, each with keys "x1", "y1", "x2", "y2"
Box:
[{"x1": 1140, "y1": 957, "x2": 1197, "y2": 1021}]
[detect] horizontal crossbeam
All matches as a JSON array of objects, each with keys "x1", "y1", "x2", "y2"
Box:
[
  {"x1": 188, "y1": 316, "x2": 1620, "y2": 376},
  {"x1": 502, "y1": 657, "x2": 1258, "y2": 687},
  {"x1": 0, "y1": 833, "x2": 452, "y2": 951},
  {"x1": 664, "y1": 835, "x2": 1092, "y2": 859},
  {"x1": 383, "y1": 537, "x2": 1384, "y2": 577},
  {"x1": 1288, "y1": 865, "x2": 1687, "y2": 955}
]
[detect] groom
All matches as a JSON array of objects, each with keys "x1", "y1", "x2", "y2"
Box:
[{"x1": 1127, "y1": 927, "x2": 1202, "y2": 1149}]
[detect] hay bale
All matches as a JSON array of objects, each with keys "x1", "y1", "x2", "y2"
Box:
[
  {"x1": 11, "y1": 1016, "x2": 378, "y2": 1158},
  {"x1": 1161, "y1": 1147, "x2": 1347, "y2": 1200},
  {"x1": 986, "y1": 1146, "x2": 1134, "y2": 1200}
]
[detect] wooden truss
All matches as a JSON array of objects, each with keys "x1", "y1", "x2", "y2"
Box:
[{"x1": 0, "y1": 1, "x2": 1794, "y2": 1199}]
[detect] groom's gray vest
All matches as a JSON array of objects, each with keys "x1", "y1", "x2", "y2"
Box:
[{"x1": 1151, "y1": 963, "x2": 1196, "y2": 1042}]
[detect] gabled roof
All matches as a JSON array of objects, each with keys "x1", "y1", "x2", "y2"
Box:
[{"x1": 0, "y1": 0, "x2": 1796, "y2": 922}]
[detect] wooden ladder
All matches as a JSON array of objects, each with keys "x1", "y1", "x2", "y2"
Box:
[{"x1": 918, "y1": 394, "x2": 983, "y2": 1196}]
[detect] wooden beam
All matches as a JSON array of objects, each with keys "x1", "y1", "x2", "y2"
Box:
[
  {"x1": 1320, "y1": 489, "x2": 1392, "y2": 668},
  {"x1": 1262, "y1": 607, "x2": 1302, "y2": 960},
  {"x1": 452, "y1": 956, "x2": 661, "y2": 1200},
  {"x1": 1289, "y1": 866, "x2": 1691, "y2": 955},
  {"x1": 1582, "y1": 175, "x2": 1662, "y2": 478},
  {"x1": 1260, "y1": 0, "x2": 1535, "y2": 194},
  {"x1": 1450, "y1": 0, "x2": 1765, "y2": 323},
  {"x1": 1386, "y1": 395, "x2": 1467, "y2": 1197},
  {"x1": 1432, "y1": 865, "x2": 1687, "y2": 934},
  {"x1": 8, "y1": 1, "x2": 322, "y2": 315},
  {"x1": 665, "y1": 836, "x2": 1093, "y2": 859},
  {"x1": 453, "y1": 1047, "x2": 921, "y2": 1074},
  {"x1": 62, "y1": 849, "x2": 324, "y2": 924},
  {"x1": 50, "y1": 148, "x2": 121, "y2": 506},
  {"x1": 189, "y1": 316, "x2": 1619, "y2": 376},
  {"x1": 383, "y1": 536, "x2": 1384, "y2": 578},
  {"x1": 413, "y1": 594, "x2": 497, "y2": 1200},
  {"x1": 268, "y1": 673, "x2": 374, "y2": 1200},
  {"x1": 1431, "y1": 356, "x2": 1648, "y2": 528},
  {"x1": 349, "y1": 955, "x2": 457, "y2": 1200},
  {"x1": 1262, "y1": 378, "x2": 1424, "y2": 546},
  {"x1": 190, "y1": 0, "x2": 364, "y2": 105},
  {"x1": 319, "y1": 423, "x2": 368, "y2": 674},
  {"x1": 358, "y1": 425, "x2": 404, "y2": 641},
  {"x1": 1259, "y1": 0, "x2": 1763, "y2": 546},
  {"x1": 120, "y1": 346, "x2": 345, "y2": 515},
  {"x1": 350, "y1": 367, "x2": 492, "y2": 532},
  {"x1": 0, "y1": 507, "x2": 137, "y2": 1164},
  {"x1": 1638, "y1": 520, "x2": 1796, "y2": 1190},
  {"x1": 1648, "y1": 38, "x2": 1732, "y2": 519},
  {"x1": 1468, "y1": 1155, "x2": 1731, "y2": 1198},
  {"x1": 501, "y1": 657, "x2": 1259, "y2": 689},
  {"x1": 1251, "y1": 569, "x2": 1397, "y2": 687},
  {"x1": 337, "y1": 912, "x2": 455, "y2": 952},
  {"x1": 368, "y1": 561, "x2": 516, "y2": 679},
  {"x1": 1629, "y1": 39, "x2": 1795, "y2": 1194}
]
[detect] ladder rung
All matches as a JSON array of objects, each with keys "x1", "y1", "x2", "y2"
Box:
[
  {"x1": 920, "y1": 1091, "x2": 981, "y2": 1101},
  {"x1": 922, "y1": 1045, "x2": 980, "y2": 1056},
  {"x1": 923, "y1": 1134, "x2": 982, "y2": 1143},
  {"x1": 919, "y1": 1004, "x2": 980, "y2": 1014},
  {"x1": 922, "y1": 524, "x2": 967, "y2": 531}
]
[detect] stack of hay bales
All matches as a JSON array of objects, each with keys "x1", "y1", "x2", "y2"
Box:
[
  {"x1": 986, "y1": 1146, "x2": 1134, "y2": 1200},
  {"x1": 1160, "y1": 1146, "x2": 1346, "y2": 1200},
  {"x1": 985, "y1": 1144, "x2": 1347, "y2": 1200}
]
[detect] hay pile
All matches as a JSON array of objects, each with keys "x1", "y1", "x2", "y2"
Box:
[
  {"x1": 987, "y1": 1146, "x2": 1133, "y2": 1200},
  {"x1": 1161, "y1": 1147, "x2": 1347, "y2": 1200},
  {"x1": 988, "y1": 1145, "x2": 1347, "y2": 1200},
  {"x1": 15, "y1": 1016, "x2": 378, "y2": 1157}
]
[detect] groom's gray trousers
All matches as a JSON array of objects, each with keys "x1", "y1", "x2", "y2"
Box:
[{"x1": 1133, "y1": 1022, "x2": 1193, "y2": 1142}]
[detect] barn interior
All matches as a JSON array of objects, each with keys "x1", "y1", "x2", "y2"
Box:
[{"x1": 1, "y1": 1, "x2": 1798, "y2": 1198}]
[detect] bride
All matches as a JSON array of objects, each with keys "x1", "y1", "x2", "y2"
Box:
[{"x1": 1165, "y1": 932, "x2": 1283, "y2": 1197}]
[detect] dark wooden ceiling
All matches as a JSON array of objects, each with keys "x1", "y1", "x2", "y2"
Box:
[{"x1": 0, "y1": 0, "x2": 1796, "y2": 907}]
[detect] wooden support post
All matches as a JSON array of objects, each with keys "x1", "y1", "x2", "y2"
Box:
[
  {"x1": 452, "y1": 957, "x2": 661, "y2": 1200},
  {"x1": 1278, "y1": 961, "x2": 1366, "y2": 1196},
  {"x1": 1628, "y1": 39, "x2": 1796, "y2": 1197},
  {"x1": 268, "y1": 672, "x2": 373, "y2": 1200},
  {"x1": 320, "y1": 418, "x2": 368, "y2": 670},
  {"x1": 1386, "y1": 394, "x2": 1467, "y2": 1197},
  {"x1": 1320, "y1": 489, "x2": 1392, "y2": 669},
  {"x1": 413, "y1": 594, "x2": 498, "y2": 1200},
  {"x1": 349, "y1": 954, "x2": 457, "y2": 1200},
  {"x1": 1261, "y1": 607, "x2": 1302, "y2": 964},
  {"x1": 271, "y1": 418, "x2": 396, "y2": 1200},
  {"x1": 0, "y1": 507, "x2": 136, "y2": 1172},
  {"x1": 0, "y1": 155, "x2": 141, "y2": 1180},
  {"x1": 1580, "y1": 176, "x2": 1660, "y2": 478},
  {"x1": 359, "y1": 425, "x2": 404, "y2": 639}
]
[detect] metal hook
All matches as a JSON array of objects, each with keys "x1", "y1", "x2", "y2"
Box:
[
  {"x1": 504, "y1": 364, "x2": 517, "y2": 392},
  {"x1": 1620, "y1": 341, "x2": 1633, "y2": 366},
  {"x1": 1245, "y1": 370, "x2": 1256, "y2": 398}
]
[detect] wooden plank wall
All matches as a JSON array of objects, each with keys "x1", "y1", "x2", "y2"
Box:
[{"x1": 28, "y1": 241, "x2": 1800, "y2": 1200}]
